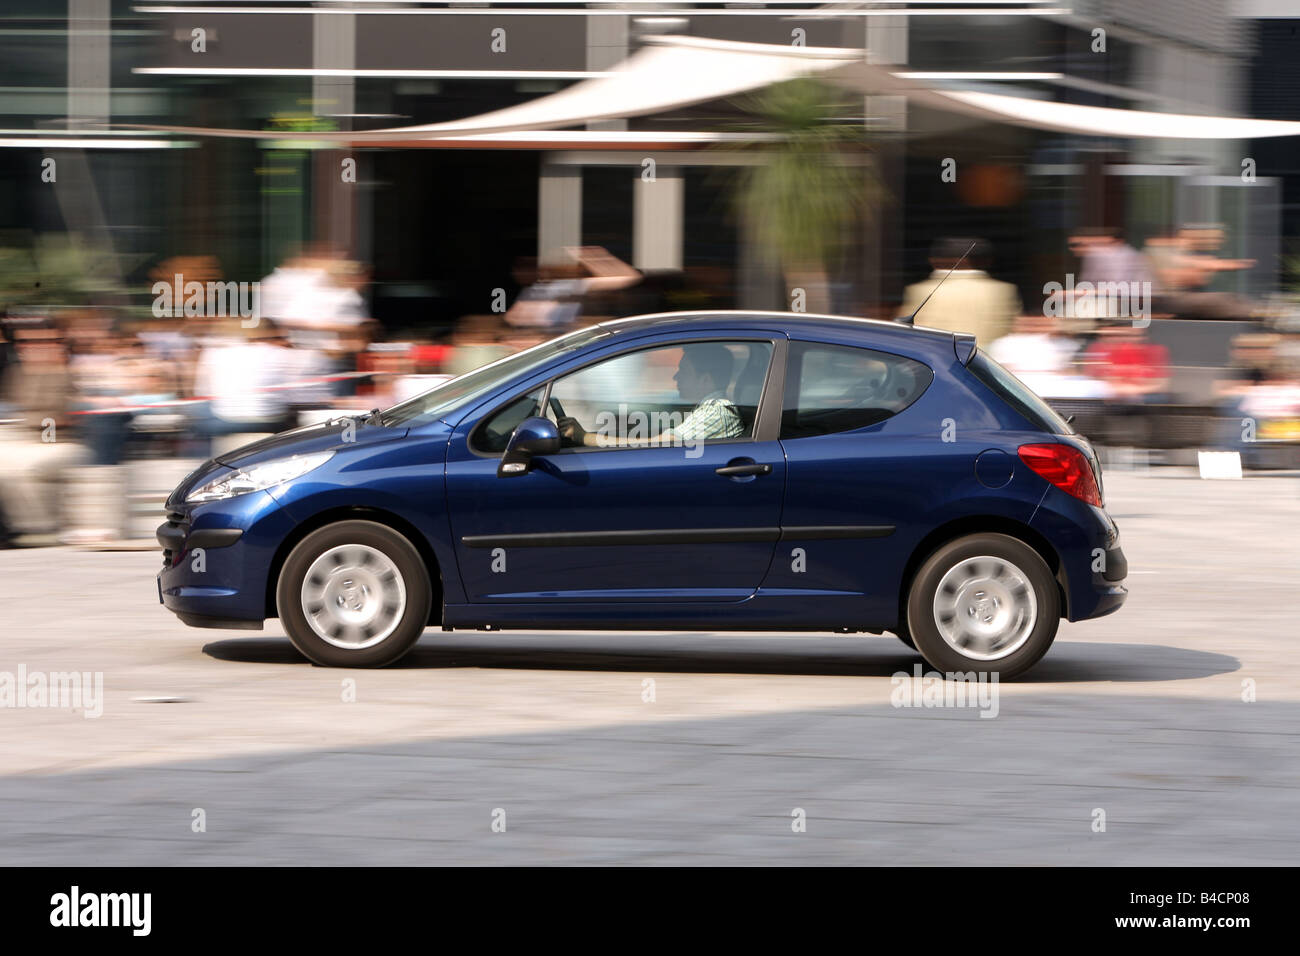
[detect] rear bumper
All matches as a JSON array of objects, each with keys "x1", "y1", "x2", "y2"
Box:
[
  {"x1": 1064, "y1": 540, "x2": 1128, "y2": 621},
  {"x1": 1078, "y1": 543, "x2": 1128, "y2": 619},
  {"x1": 1030, "y1": 491, "x2": 1128, "y2": 622}
]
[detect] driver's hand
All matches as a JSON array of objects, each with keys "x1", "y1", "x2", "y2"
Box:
[{"x1": 557, "y1": 416, "x2": 586, "y2": 445}]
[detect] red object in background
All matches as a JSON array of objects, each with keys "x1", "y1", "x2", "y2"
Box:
[
  {"x1": 1085, "y1": 339, "x2": 1170, "y2": 387},
  {"x1": 1018, "y1": 443, "x2": 1103, "y2": 507},
  {"x1": 411, "y1": 343, "x2": 451, "y2": 371}
]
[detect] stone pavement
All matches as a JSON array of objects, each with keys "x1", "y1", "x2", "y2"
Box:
[{"x1": 0, "y1": 471, "x2": 1296, "y2": 864}]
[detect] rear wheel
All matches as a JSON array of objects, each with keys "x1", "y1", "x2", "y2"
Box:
[
  {"x1": 277, "y1": 520, "x2": 432, "y2": 667},
  {"x1": 906, "y1": 533, "x2": 1059, "y2": 679}
]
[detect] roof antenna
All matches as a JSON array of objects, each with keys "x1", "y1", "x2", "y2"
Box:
[{"x1": 896, "y1": 240, "x2": 977, "y2": 327}]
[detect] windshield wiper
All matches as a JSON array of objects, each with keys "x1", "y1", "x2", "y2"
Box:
[{"x1": 326, "y1": 408, "x2": 387, "y2": 429}]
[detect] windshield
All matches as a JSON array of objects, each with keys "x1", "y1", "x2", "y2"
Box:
[
  {"x1": 968, "y1": 351, "x2": 1073, "y2": 435},
  {"x1": 381, "y1": 325, "x2": 611, "y2": 427}
]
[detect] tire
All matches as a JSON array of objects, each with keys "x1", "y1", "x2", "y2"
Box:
[
  {"x1": 276, "y1": 520, "x2": 432, "y2": 667},
  {"x1": 906, "y1": 533, "x2": 1059, "y2": 680}
]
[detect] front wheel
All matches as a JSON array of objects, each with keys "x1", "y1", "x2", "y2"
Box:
[
  {"x1": 906, "y1": 533, "x2": 1059, "y2": 680},
  {"x1": 276, "y1": 520, "x2": 432, "y2": 667}
]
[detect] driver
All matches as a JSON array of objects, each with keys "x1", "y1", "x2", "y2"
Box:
[{"x1": 558, "y1": 343, "x2": 744, "y2": 448}]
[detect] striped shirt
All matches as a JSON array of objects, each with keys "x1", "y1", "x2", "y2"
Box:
[{"x1": 669, "y1": 390, "x2": 744, "y2": 441}]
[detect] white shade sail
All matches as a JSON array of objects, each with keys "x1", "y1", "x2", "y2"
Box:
[
  {"x1": 934, "y1": 88, "x2": 1300, "y2": 139},
  {"x1": 131, "y1": 36, "x2": 1300, "y2": 142},
  {"x1": 133, "y1": 37, "x2": 859, "y2": 142}
]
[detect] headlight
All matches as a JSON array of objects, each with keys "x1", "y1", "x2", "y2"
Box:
[{"x1": 186, "y1": 451, "x2": 334, "y2": 503}]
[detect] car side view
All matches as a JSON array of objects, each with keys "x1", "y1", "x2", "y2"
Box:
[{"x1": 156, "y1": 311, "x2": 1127, "y2": 679}]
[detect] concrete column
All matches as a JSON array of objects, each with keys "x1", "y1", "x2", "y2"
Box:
[
  {"x1": 67, "y1": 0, "x2": 110, "y2": 127},
  {"x1": 313, "y1": 12, "x2": 357, "y2": 253},
  {"x1": 863, "y1": 15, "x2": 909, "y2": 314},
  {"x1": 539, "y1": 162, "x2": 582, "y2": 264},
  {"x1": 586, "y1": 16, "x2": 628, "y2": 131},
  {"x1": 633, "y1": 164, "x2": 683, "y2": 272},
  {"x1": 62, "y1": 1, "x2": 119, "y2": 281},
  {"x1": 313, "y1": 12, "x2": 356, "y2": 120}
]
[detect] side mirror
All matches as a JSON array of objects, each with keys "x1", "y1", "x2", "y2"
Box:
[{"x1": 498, "y1": 416, "x2": 560, "y2": 477}]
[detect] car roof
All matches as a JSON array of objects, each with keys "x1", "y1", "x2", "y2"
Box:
[{"x1": 595, "y1": 310, "x2": 961, "y2": 361}]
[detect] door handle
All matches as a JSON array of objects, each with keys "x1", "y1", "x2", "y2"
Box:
[{"x1": 715, "y1": 462, "x2": 772, "y2": 478}]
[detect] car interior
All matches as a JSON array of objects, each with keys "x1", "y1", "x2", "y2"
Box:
[{"x1": 473, "y1": 341, "x2": 774, "y2": 453}]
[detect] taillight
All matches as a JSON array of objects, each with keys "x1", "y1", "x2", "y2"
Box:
[{"x1": 1017, "y1": 443, "x2": 1103, "y2": 507}]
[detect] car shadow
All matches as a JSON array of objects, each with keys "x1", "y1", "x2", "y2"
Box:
[{"x1": 202, "y1": 632, "x2": 1239, "y2": 683}]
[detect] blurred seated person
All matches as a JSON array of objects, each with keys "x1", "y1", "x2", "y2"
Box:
[
  {"x1": 1082, "y1": 325, "x2": 1171, "y2": 405},
  {"x1": 0, "y1": 327, "x2": 90, "y2": 536},
  {"x1": 1143, "y1": 225, "x2": 1256, "y2": 319},
  {"x1": 987, "y1": 314, "x2": 1081, "y2": 399}
]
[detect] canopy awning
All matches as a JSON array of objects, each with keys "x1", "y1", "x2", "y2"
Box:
[
  {"x1": 133, "y1": 37, "x2": 858, "y2": 143},
  {"x1": 927, "y1": 88, "x2": 1300, "y2": 140},
  {"x1": 131, "y1": 36, "x2": 1300, "y2": 143}
]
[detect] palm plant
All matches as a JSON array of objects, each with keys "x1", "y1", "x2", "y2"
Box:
[{"x1": 728, "y1": 77, "x2": 880, "y2": 313}]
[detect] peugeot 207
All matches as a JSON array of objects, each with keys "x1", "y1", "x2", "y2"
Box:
[{"x1": 156, "y1": 311, "x2": 1127, "y2": 679}]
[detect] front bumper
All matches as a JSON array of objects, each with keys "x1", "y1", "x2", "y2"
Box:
[{"x1": 156, "y1": 490, "x2": 294, "y2": 628}]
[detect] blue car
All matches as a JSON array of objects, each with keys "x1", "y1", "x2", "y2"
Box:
[{"x1": 157, "y1": 311, "x2": 1126, "y2": 678}]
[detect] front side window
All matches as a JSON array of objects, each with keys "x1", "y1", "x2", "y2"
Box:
[
  {"x1": 473, "y1": 388, "x2": 545, "y2": 453},
  {"x1": 549, "y1": 340, "x2": 773, "y2": 451},
  {"x1": 781, "y1": 342, "x2": 933, "y2": 439}
]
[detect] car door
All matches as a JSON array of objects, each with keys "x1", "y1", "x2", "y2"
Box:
[
  {"x1": 444, "y1": 335, "x2": 787, "y2": 609},
  {"x1": 762, "y1": 339, "x2": 938, "y2": 625}
]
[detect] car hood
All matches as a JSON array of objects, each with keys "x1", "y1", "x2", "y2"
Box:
[{"x1": 214, "y1": 418, "x2": 410, "y2": 468}]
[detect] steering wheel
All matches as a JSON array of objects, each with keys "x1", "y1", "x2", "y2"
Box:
[{"x1": 548, "y1": 395, "x2": 582, "y2": 446}]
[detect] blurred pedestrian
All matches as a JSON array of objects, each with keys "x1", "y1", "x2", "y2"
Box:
[
  {"x1": 505, "y1": 246, "x2": 640, "y2": 330},
  {"x1": 1073, "y1": 228, "x2": 1153, "y2": 291},
  {"x1": 446, "y1": 315, "x2": 509, "y2": 377},
  {"x1": 192, "y1": 320, "x2": 298, "y2": 454},
  {"x1": 898, "y1": 238, "x2": 1020, "y2": 346}
]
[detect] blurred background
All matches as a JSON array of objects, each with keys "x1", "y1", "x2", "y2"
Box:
[{"x1": 1, "y1": 0, "x2": 1298, "y2": 546}]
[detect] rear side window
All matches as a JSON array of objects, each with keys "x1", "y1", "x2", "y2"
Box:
[
  {"x1": 781, "y1": 342, "x2": 933, "y2": 439},
  {"x1": 967, "y1": 352, "x2": 1073, "y2": 435}
]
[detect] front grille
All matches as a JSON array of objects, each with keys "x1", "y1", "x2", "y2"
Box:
[{"x1": 159, "y1": 511, "x2": 190, "y2": 569}]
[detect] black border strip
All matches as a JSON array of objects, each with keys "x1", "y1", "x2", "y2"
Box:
[{"x1": 462, "y1": 525, "x2": 894, "y2": 548}]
